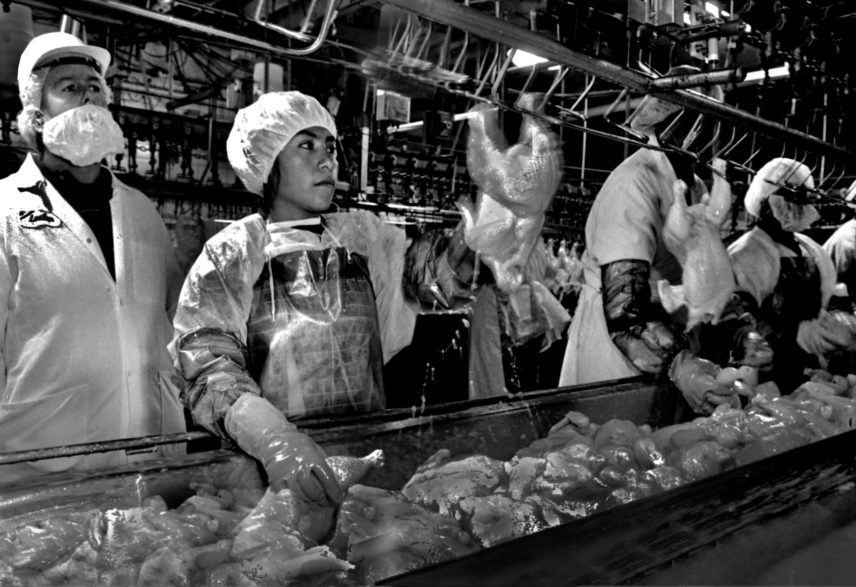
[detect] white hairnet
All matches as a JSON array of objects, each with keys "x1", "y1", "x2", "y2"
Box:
[
  {"x1": 744, "y1": 157, "x2": 815, "y2": 216},
  {"x1": 227, "y1": 91, "x2": 337, "y2": 195}
]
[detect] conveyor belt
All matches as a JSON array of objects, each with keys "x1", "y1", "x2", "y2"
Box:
[{"x1": 380, "y1": 426, "x2": 856, "y2": 586}]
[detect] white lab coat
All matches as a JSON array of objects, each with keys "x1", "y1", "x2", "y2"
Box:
[
  {"x1": 824, "y1": 218, "x2": 856, "y2": 297},
  {"x1": 559, "y1": 147, "x2": 706, "y2": 386},
  {"x1": 0, "y1": 155, "x2": 186, "y2": 482}
]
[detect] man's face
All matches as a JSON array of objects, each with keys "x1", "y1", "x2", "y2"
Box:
[
  {"x1": 41, "y1": 63, "x2": 106, "y2": 119},
  {"x1": 272, "y1": 125, "x2": 338, "y2": 220}
]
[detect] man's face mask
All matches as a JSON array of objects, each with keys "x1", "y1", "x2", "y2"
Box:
[
  {"x1": 769, "y1": 194, "x2": 820, "y2": 232},
  {"x1": 41, "y1": 104, "x2": 125, "y2": 167}
]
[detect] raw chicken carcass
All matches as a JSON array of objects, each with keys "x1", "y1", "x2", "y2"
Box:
[
  {"x1": 333, "y1": 484, "x2": 478, "y2": 584},
  {"x1": 401, "y1": 449, "x2": 506, "y2": 515},
  {"x1": 461, "y1": 93, "x2": 563, "y2": 292},
  {"x1": 657, "y1": 159, "x2": 736, "y2": 329}
]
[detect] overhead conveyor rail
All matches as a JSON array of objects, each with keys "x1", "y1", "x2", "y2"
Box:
[{"x1": 379, "y1": 0, "x2": 855, "y2": 163}]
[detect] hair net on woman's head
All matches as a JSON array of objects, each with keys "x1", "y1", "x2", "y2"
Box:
[
  {"x1": 744, "y1": 157, "x2": 815, "y2": 216},
  {"x1": 226, "y1": 91, "x2": 337, "y2": 195}
]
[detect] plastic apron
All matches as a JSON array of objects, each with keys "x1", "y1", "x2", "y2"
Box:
[
  {"x1": 758, "y1": 255, "x2": 823, "y2": 391},
  {"x1": 559, "y1": 250, "x2": 639, "y2": 386},
  {"x1": 246, "y1": 228, "x2": 384, "y2": 419}
]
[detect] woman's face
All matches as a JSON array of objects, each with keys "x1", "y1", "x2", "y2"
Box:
[{"x1": 271, "y1": 125, "x2": 338, "y2": 221}]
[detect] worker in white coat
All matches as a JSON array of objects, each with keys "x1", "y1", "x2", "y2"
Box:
[
  {"x1": 823, "y1": 180, "x2": 856, "y2": 302},
  {"x1": 698, "y1": 158, "x2": 854, "y2": 390},
  {"x1": 0, "y1": 32, "x2": 186, "y2": 482},
  {"x1": 559, "y1": 67, "x2": 726, "y2": 388},
  {"x1": 171, "y1": 92, "x2": 479, "y2": 505}
]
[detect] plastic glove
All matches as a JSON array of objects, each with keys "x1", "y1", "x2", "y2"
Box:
[
  {"x1": 797, "y1": 313, "x2": 854, "y2": 357},
  {"x1": 225, "y1": 394, "x2": 342, "y2": 505},
  {"x1": 669, "y1": 351, "x2": 740, "y2": 415},
  {"x1": 461, "y1": 93, "x2": 563, "y2": 292}
]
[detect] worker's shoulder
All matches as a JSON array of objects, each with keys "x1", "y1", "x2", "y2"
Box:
[{"x1": 202, "y1": 213, "x2": 266, "y2": 260}]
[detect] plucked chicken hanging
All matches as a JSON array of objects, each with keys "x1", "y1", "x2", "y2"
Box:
[
  {"x1": 658, "y1": 158, "x2": 736, "y2": 329},
  {"x1": 461, "y1": 94, "x2": 563, "y2": 292}
]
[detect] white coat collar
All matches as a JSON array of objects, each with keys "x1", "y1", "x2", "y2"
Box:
[{"x1": 14, "y1": 154, "x2": 125, "y2": 281}]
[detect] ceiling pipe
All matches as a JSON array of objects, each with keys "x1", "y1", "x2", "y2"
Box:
[
  {"x1": 380, "y1": 0, "x2": 855, "y2": 161},
  {"x1": 11, "y1": 0, "x2": 334, "y2": 57}
]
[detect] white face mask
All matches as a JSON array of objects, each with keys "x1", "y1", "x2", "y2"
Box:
[
  {"x1": 769, "y1": 194, "x2": 820, "y2": 232},
  {"x1": 41, "y1": 104, "x2": 125, "y2": 167}
]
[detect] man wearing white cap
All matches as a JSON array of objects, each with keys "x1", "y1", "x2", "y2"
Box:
[
  {"x1": 703, "y1": 158, "x2": 854, "y2": 391},
  {"x1": 0, "y1": 32, "x2": 186, "y2": 481},
  {"x1": 171, "y1": 91, "x2": 479, "y2": 504}
]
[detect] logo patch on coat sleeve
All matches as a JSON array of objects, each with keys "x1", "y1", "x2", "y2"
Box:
[{"x1": 19, "y1": 209, "x2": 62, "y2": 229}]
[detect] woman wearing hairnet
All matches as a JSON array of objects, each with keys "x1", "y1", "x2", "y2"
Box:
[
  {"x1": 171, "y1": 91, "x2": 478, "y2": 505},
  {"x1": 697, "y1": 158, "x2": 855, "y2": 391}
]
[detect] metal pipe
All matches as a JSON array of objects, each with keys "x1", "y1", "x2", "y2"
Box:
[
  {"x1": 379, "y1": 0, "x2": 855, "y2": 161},
  {"x1": 251, "y1": 0, "x2": 339, "y2": 56},
  {"x1": 12, "y1": 0, "x2": 329, "y2": 58},
  {"x1": 650, "y1": 68, "x2": 745, "y2": 90},
  {"x1": 0, "y1": 432, "x2": 214, "y2": 465}
]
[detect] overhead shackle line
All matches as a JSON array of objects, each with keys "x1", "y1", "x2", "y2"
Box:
[{"x1": 649, "y1": 68, "x2": 745, "y2": 91}]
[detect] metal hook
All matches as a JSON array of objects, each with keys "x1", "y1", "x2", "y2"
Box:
[
  {"x1": 698, "y1": 120, "x2": 722, "y2": 158},
  {"x1": 602, "y1": 87, "x2": 650, "y2": 143},
  {"x1": 711, "y1": 126, "x2": 737, "y2": 159}
]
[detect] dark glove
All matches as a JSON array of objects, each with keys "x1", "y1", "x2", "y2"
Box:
[
  {"x1": 225, "y1": 394, "x2": 342, "y2": 505},
  {"x1": 696, "y1": 291, "x2": 773, "y2": 369},
  {"x1": 602, "y1": 259, "x2": 684, "y2": 376}
]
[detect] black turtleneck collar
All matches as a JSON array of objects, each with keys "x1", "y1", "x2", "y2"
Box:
[{"x1": 35, "y1": 160, "x2": 116, "y2": 279}]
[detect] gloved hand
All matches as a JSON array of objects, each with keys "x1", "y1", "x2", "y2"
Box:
[
  {"x1": 735, "y1": 330, "x2": 774, "y2": 368},
  {"x1": 225, "y1": 394, "x2": 342, "y2": 505},
  {"x1": 797, "y1": 311, "x2": 856, "y2": 357},
  {"x1": 602, "y1": 259, "x2": 684, "y2": 377},
  {"x1": 669, "y1": 350, "x2": 740, "y2": 415}
]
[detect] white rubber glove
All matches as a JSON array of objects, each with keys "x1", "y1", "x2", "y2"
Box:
[
  {"x1": 225, "y1": 394, "x2": 342, "y2": 505},
  {"x1": 797, "y1": 311, "x2": 855, "y2": 357},
  {"x1": 669, "y1": 351, "x2": 740, "y2": 415}
]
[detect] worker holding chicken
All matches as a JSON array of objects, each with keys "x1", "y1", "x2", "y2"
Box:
[
  {"x1": 170, "y1": 91, "x2": 489, "y2": 506},
  {"x1": 696, "y1": 158, "x2": 856, "y2": 392},
  {"x1": 557, "y1": 66, "x2": 748, "y2": 413}
]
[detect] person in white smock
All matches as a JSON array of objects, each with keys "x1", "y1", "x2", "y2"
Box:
[
  {"x1": 558, "y1": 66, "x2": 717, "y2": 389},
  {"x1": 0, "y1": 32, "x2": 186, "y2": 482},
  {"x1": 823, "y1": 180, "x2": 856, "y2": 302},
  {"x1": 697, "y1": 158, "x2": 855, "y2": 390},
  {"x1": 171, "y1": 92, "x2": 479, "y2": 505}
]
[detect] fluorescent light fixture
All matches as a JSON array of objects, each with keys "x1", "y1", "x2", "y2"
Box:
[
  {"x1": 704, "y1": 2, "x2": 720, "y2": 17},
  {"x1": 743, "y1": 63, "x2": 790, "y2": 82},
  {"x1": 388, "y1": 109, "x2": 497, "y2": 134},
  {"x1": 509, "y1": 49, "x2": 547, "y2": 68}
]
